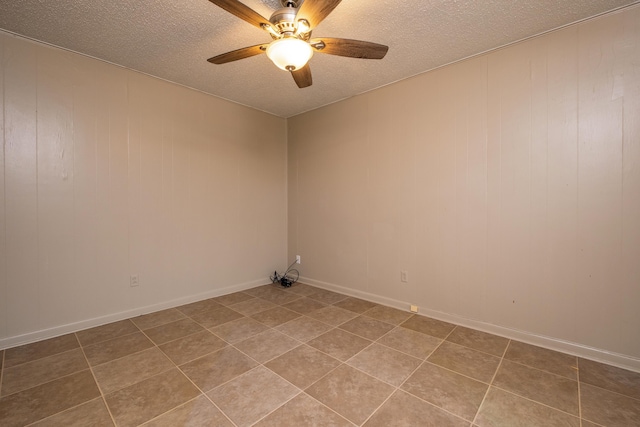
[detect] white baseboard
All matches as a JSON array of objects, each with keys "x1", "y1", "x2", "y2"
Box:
[
  {"x1": 0, "y1": 278, "x2": 268, "y2": 351},
  {"x1": 300, "y1": 276, "x2": 640, "y2": 373}
]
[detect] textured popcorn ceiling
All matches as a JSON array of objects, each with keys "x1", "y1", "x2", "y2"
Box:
[{"x1": 0, "y1": 0, "x2": 637, "y2": 117}]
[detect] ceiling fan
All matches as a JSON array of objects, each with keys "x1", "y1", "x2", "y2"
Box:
[{"x1": 206, "y1": 0, "x2": 389, "y2": 88}]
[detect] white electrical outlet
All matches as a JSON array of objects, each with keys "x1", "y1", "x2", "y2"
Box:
[
  {"x1": 401, "y1": 270, "x2": 408, "y2": 283},
  {"x1": 296, "y1": 255, "x2": 301, "y2": 264},
  {"x1": 130, "y1": 275, "x2": 139, "y2": 287}
]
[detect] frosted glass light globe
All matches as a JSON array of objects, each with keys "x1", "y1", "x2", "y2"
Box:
[{"x1": 266, "y1": 38, "x2": 313, "y2": 71}]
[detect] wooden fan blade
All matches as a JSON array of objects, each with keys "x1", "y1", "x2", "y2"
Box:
[
  {"x1": 310, "y1": 38, "x2": 389, "y2": 59},
  {"x1": 208, "y1": 0, "x2": 270, "y2": 29},
  {"x1": 295, "y1": 0, "x2": 342, "y2": 30},
  {"x1": 207, "y1": 44, "x2": 268, "y2": 64},
  {"x1": 291, "y1": 64, "x2": 312, "y2": 88}
]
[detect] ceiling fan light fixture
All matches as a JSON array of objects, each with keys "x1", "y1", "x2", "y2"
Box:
[{"x1": 266, "y1": 38, "x2": 313, "y2": 71}]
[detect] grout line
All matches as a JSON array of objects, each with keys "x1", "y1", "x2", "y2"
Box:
[
  {"x1": 490, "y1": 384, "x2": 582, "y2": 419},
  {"x1": 249, "y1": 391, "x2": 303, "y2": 426},
  {"x1": 351, "y1": 335, "x2": 438, "y2": 425},
  {"x1": 4, "y1": 284, "x2": 639, "y2": 426},
  {"x1": 471, "y1": 338, "x2": 510, "y2": 425},
  {"x1": 0, "y1": 347, "x2": 90, "y2": 397},
  {"x1": 500, "y1": 357, "x2": 580, "y2": 383},
  {"x1": 0, "y1": 349, "x2": 4, "y2": 397},
  {"x1": 577, "y1": 357, "x2": 583, "y2": 427},
  {"x1": 75, "y1": 332, "x2": 119, "y2": 427},
  {"x1": 577, "y1": 380, "x2": 640, "y2": 402},
  {"x1": 22, "y1": 397, "x2": 105, "y2": 427},
  {"x1": 173, "y1": 365, "x2": 240, "y2": 427}
]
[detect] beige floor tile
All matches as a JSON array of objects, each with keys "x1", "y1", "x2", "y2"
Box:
[
  {"x1": 504, "y1": 341, "x2": 577, "y2": 380},
  {"x1": 158, "y1": 330, "x2": 227, "y2": 365},
  {"x1": 131, "y1": 308, "x2": 186, "y2": 330},
  {"x1": 307, "y1": 364, "x2": 394, "y2": 425},
  {"x1": 339, "y1": 316, "x2": 395, "y2": 341},
  {"x1": 143, "y1": 395, "x2": 233, "y2": 427},
  {"x1": 347, "y1": 343, "x2": 421, "y2": 387},
  {"x1": 307, "y1": 305, "x2": 359, "y2": 326},
  {"x1": 30, "y1": 397, "x2": 114, "y2": 427},
  {"x1": 0, "y1": 370, "x2": 100, "y2": 427},
  {"x1": 254, "y1": 392, "x2": 353, "y2": 427},
  {"x1": 208, "y1": 366, "x2": 299, "y2": 427},
  {"x1": 245, "y1": 286, "x2": 301, "y2": 305},
  {"x1": 428, "y1": 341, "x2": 501, "y2": 383},
  {"x1": 176, "y1": 298, "x2": 224, "y2": 317},
  {"x1": 378, "y1": 327, "x2": 442, "y2": 359},
  {"x1": 476, "y1": 387, "x2": 580, "y2": 427},
  {"x1": 493, "y1": 359, "x2": 579, "y2": 415},
  {"x1": 105, "y1": 368, "x2": 199, "y2": 427},
  {"x1": 579, "y1": 357, "x2": 640, "y2": 400},
  {"x1": 83, "y1": 332, "x2": 154, "y2": 366},
  {"x1": 3, "y1": 334, "x2": 79, "y2": 369},
  {"x1": 7, "y1": 284, "x2": 640, "y2": 427},
  {"x1": 234, "y1": 329, "x2": 301, "y2": 363},
  {"x1": 275, "y1": 316, "x2": 333, "y2": 342},
  {"x1": 581, "y1": 382, "x2": 640, "y2": 427},
  {"x1": 283, "y1": 283, "x2": 319, "y2": 297},
  {"x1": 76, "y1": 320, "x2": 139, "y2": 347},
  {"x1": 243, "y1": 285, "x2": 284, "y2": 299},
  {"x1": 402, "y1": 362, "x2": 487, "y2": 421},
  {"x1": 190, "y1": 306, "x2": 244, "y2": 328},
  {"x1": 364, "y1": 390, "x2": 469, "y2": 427},
  {"x1": 93, "y1": 347, "x2": 174, "y2": 394},
  {"x1": 213, "y1": 291, "x2": 255, "y2": 306},
  {"x1": 307, "y1": 328, "x2": 372, "y2": 361},
  {"x1": 363, "y1": 305, "x2": 413, "y2": 325},
  {"x1": 446, "y1": 326, "x2": 510, "y2": 357},
  {"x1": 210, "y1": 317, "x2": 269, "y2": 344},
  {"x1": 282, "y1": 297, "x2": 327, "y2": 314},
  {"x1": 307, "y1": 289, "x2": 349, "y2": 305},
  {"x1": 400, "y1": 315, "x2": 456, "y2": 339},
  {"x1": 250, "y1": 306, "x2": 301, "y2": 327},
  {"x1": 265, "y1": 345, "x2": 341, "y2": 389},
  {"x1": 1, "y1": 348, "x2": 88, "y2": 397},
  {"x1": 333, "y1": 297, "x2": 377, "y2": 313},
  {"x1": 143, "y1": 318, "x2": 205, "y2": 345},
  {"x1": 228, "y1": 297, "x2": 277, "y2": 315},
  {"x1": 259, "y1": 290, "x2": 302, "y2": 305},
  {"x1": 180, "y1": 346, "x2": 258, "y2": 391}
]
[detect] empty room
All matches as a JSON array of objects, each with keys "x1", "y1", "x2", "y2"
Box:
[{"x1": 0, "y1": 0, "x2": 639, "y2": 426}]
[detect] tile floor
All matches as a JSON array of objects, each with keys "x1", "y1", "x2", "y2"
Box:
[{"x1": 0, "y1": 282, "x2": 639, "y2": 426}]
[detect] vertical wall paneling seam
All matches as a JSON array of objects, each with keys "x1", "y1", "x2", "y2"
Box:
[
  {"x1": 544, "y1": 42, "x2": 550, "y2": 305},
  {"x1": 161, "y1": 105, "x2": 166, "y2": 294},
  {"x1": 484, "y1": 58, "x2": 489, "y2": 313},
  {"x1": 498, "y1": 62, "x2": 503, "y2": 299},
  {"x1": 35, "y1": 46, "x2": 41, "y2": 326},
  {"x1": 126, "y1": 72, "x2": 131, "y2": 286},
  {"x1": 576, "y1": 22, "x2": 581, "y2": 302},
  {"x1": 528, "y1": 57, "x2": 533, "y2": 299},
  {"x1": 170, "y1": 103, "x2": 175, "y2": 290},
  {"x1": 71, "y1": 61, "x2": 76, "y2": 310},
  {"x1": 416, "y1": 92, "x2": 426, "y2": 304},
  {"x1": 1, "y1": 40, "x2": 5, "y2": 334},
  {"x1": 619, "y1": 21, "x2": 625, "y2": 290},
  {"x1": 364, "y1": 99, "x2": 370, "y2": 291}
]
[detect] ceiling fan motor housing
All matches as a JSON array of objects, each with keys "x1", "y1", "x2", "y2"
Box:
[{"x1": 270, "y1": 6, "x2": 299, "y2": 35}]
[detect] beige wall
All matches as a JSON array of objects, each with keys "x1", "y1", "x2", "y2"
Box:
[
  {"x1": 0, "y1": 33, "x2": 287, "y2": 347},
  {"x1": 288, "y1": 6, "x2": 640, "y2": 365}
]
